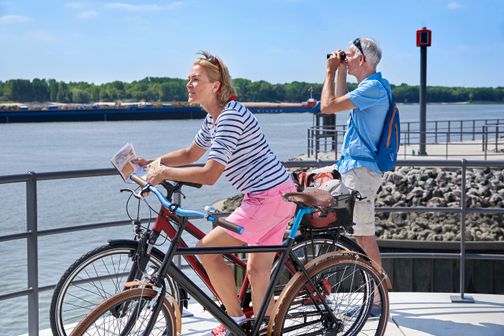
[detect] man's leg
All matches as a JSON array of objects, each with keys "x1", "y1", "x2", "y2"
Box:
[
  {"x1": 355, "y1": 235, "x2": 382, "y2": 267},
  {"x1": 342, "y1": 167, "x2": 383, "y2": 267}
]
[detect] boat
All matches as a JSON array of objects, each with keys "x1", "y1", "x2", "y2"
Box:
[{"x1": 0, "y1": 99, "x2": 321, "y2": 123}]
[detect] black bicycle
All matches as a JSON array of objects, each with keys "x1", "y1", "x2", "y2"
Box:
[
  {"x1": 69, "y1": 174, "x2": 390, "y2": 336},
  {"x1": 50, "y1": 180, "x2": 364, "y2": 336}
]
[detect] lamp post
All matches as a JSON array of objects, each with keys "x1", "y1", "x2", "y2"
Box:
[{"x1": 416, "y1": 27, "x2": 431, "y2": 156}]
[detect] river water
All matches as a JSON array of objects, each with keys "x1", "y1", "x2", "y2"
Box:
[{"x1": 0, "y1": 103, "x2": 503, "y2": 335}]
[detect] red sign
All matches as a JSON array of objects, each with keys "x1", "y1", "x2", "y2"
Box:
[{"x1": 416, "y1": 27, "x2": 432, "y2": 47}]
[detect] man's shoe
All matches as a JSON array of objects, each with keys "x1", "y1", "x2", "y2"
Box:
[
  {"x1": 344, "y1": 304, "x2": 381, "y2": 319},
  {"x1": 368, "y1": 305, "x2": 381, "y2": 319}
]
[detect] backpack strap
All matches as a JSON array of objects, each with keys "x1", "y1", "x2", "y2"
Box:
[{"x1": 344, "y1": 78, "x2": 394, "y2": 162}]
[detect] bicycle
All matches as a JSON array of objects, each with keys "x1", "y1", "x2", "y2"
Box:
[
  {"x1": 69, "y1": 174, "x2": 390, "y2": 336},
  {"x1": 50, "y1": 179, "x2": 364, "y2": 336}
]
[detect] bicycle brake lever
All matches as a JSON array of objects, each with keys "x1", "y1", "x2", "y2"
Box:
[{"x1": 120, "y1": 188, "x2": 144, "y2": 200}]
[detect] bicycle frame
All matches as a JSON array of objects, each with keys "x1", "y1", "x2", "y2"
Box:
[
  {"x1": 135, "y1": 181, "x2": 336, "y2": 336},
  {"x1": 151, "y1": 205, "x2": 335, "y2": 336},
  {"x1": 150, "y1": 206, "x2": 247, "y2": 299},
  {"x1": 123, "y1": 182, "x2": 350, "y2": 319}
]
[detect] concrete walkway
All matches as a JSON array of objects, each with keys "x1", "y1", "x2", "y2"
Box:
[
  {"x1": 177, "y1": 292, "x2": 504, "y2": 336},
  {"x1": 300, "y1": 139, "x2": 504, "y2": 162}
]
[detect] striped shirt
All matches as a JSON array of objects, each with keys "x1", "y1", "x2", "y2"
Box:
[{"x1": 194, "y1": 100, "x2": 290, "y2": 193}]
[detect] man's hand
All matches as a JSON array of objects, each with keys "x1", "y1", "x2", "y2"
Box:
[{"x1": 327, "y1": 50, "x2": 347, "y2": 73}]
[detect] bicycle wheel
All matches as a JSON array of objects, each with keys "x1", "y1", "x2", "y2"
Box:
[
  {"x1": 69, "y1": 288, "x2": 177, "y2": 336},
  {"x1": 50, "y1": 241, "x2": 180, "y2": 336},
  {"x1": 273, "y1": 233, "x2": 365, "y2": 290},
  {"x1": 269, "y1": 252, "x2": 390, "y2": 336},
  {"x1": 292, "y1": 232, "x2": 364, "y2": 263}
]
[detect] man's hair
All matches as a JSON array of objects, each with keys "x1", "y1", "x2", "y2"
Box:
[
  {"x1": 358, "y1": 37, "x2": 382, "y2": 68},
  {"x1": 194, "y1": 51, "x2": 237, "y2": 106}
]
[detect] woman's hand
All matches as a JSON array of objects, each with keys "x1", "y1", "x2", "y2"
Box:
[
  {"x1": 147, "y1": 165, "x2": 169, "y2": 186},
  {"x1": 131, "y1": 157, "x2": 152, "y2": 167}
]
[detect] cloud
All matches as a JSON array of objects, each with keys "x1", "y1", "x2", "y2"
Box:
[
  {"x1": 77, "y1": 10, "x2": 99, "y2": 20},
  {"x1": 447, "y1": 2, "x2": 463, "y2": 10},
  {"x1": 104, "y1": 2, "x2": 182, "y2": 12},
  {"x1": 0, "y1": 15, "x2": 30, "y2": 24}
]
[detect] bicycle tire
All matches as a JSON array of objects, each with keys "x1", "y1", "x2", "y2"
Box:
[
  {"x1": 50, "y1": 241, "x2": 179, "y2": 336},
  {"x1": 69, "y1": 287, "x2": 177, "y2": 336},
  {"x1": 269, "y1": 252, "x2": 390, "y2": 336},
  {"x1": 273, "y1": 233, "x2": 365, "y2": 290}
]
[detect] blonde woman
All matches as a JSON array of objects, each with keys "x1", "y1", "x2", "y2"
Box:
[{"x1": 133, "y1": 51, "x2": 296, "y2": 335}]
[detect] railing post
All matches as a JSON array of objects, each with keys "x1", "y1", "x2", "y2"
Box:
[
  {"x1": 435, "y1": 122, "x2": 438, "y2": 143},
  {"x1": 451, "y1": 160, "x2": 474, "y2": 303},
  {"x1": 496, "y1": 126, "x2": 499, "y2": 152},
  {"x1": 26, "y1": 172, "x2": 40, "y2": 335},
  {"x1": 483, "y1": 126, "x2": 488, "y2": 160}
]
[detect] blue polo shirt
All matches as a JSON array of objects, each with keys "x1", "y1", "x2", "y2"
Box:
[{"x1": 337, "y1": 72, "x2": 390, "y2": 174}]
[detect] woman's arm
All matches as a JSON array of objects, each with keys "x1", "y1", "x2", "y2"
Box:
[
  {"x1": 147, "y1": 159, "x2": 225, "y2": 186},
  {"x1": 132, "y1": 141, "x2": 206, "y2": 167},
  {"x1": 158, "y1": 141, "x2": 206, "y2": 167}
]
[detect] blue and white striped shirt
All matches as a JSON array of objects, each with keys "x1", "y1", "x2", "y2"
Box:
[{"x1": 194, "y1": 100, "x2": 290, "y2": 193}]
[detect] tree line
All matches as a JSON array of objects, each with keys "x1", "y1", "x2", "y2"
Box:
[{"x1": 0, "y1": 77, "x2": 503, "y2": 104}]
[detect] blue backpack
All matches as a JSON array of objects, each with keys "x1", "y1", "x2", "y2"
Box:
[{"x1": 350, "y1": 79, "x2": 400, "y2": 172}]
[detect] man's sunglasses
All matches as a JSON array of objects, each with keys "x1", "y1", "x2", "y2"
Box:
[{"x1": 353, "y1": 38, "x2": 366, "y2": 61}]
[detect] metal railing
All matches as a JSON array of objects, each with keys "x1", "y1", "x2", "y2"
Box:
[
  {"x1": 307, "y1": 118, "x2": 504, "y2": 160},
  {"x1": 1, "y1": 160, "x2": 504, "y2": 335}
]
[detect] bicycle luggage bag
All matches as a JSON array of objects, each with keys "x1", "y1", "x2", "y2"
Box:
[{"x1": 292, "y1": 169, "x2": 355, "y2": 229}]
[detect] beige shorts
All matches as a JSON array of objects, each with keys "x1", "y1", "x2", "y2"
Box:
[{"x1": 341, "y1": 167, "x2": 382, "y2": 236}]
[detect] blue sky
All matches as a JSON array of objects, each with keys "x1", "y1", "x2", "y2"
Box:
[{"x1": 1, "y1": 0, "x2": 503, "y2": 88}]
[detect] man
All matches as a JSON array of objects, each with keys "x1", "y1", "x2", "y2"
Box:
[{"x1": 321, "y1": 37, "x2": 391, "y2": 270}]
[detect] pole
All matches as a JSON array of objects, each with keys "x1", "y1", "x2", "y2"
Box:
[{"x1": 419, "y1": 45, "x2": 427, "y2": 155}]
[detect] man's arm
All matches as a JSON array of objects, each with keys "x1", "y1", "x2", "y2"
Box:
[{"x1": 321, "y1": 54, "x2": 355, "y2": 114}]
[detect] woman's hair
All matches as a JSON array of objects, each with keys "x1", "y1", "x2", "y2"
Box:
[
  {"x1": 357, "y1": 37, "x2": 382, "y2": 68},
  {"x1": 194, "y1": 51, "x2": 237, "y2": 106}
]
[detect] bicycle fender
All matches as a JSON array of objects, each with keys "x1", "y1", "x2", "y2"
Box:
[{"x1": 107, "y1": 239, "x2": 166, "y2": 260}]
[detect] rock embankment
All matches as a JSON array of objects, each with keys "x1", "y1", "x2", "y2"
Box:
[
  {"x1": 376, "y1": 167, "x2": 504, "y2": 241},
  {"x1": 215, "y1": 167, "x2": 504, "y2": 242}
]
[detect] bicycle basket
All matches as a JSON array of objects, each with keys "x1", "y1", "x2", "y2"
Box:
[{"x1": 301, "y1": 191, "x2": 356, "y2": 229}]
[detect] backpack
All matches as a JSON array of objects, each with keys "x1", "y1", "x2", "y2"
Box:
[
  {"x1": 291, "y1": 169, "x2": 355, "y2": 229},
  {"x1": 351, "y1": 79, "x2": 400, "y2": 172}
]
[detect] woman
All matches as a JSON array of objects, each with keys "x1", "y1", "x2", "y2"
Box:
[{"x1": 133, "y1": 51, "x2": 296, "y2": 335}]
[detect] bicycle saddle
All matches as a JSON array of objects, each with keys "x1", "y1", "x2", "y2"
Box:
[{"x1": 283, "y1": 189, "x2": 335, "y2": 209}]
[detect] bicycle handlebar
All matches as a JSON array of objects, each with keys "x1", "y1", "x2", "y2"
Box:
[{"x1": 129, "y1": 173, "x2": 243, "y2": 234}]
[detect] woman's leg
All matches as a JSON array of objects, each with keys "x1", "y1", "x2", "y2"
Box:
[
  {"x1": 197, "y1": 227, "x2": 245, "y2": 317},
  {"x1": 247, "y1": 251, "x2": 276, "y2": 316}
]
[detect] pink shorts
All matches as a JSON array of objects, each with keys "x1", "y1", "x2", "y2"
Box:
[{"x1": 225, "y1": 179, "x2": 297, "y2": 246}]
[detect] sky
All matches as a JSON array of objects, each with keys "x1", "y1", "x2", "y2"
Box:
[{"x1": 1, "y1": 0, "x2": 503, "y2": 88}]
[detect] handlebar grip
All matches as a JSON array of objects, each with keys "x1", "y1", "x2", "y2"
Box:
[
  {"x1": 181, "y1": 181, "x2": 203, "y2": 189},
  {"x1": 130, "y1": 174, "x2": 148, "y2": 188},
  {"x1": 215, "y1": 217, "x2": 244, "y2": 234}
]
